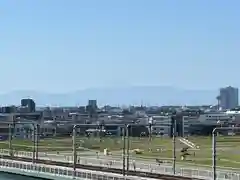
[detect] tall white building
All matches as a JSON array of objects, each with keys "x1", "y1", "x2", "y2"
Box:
[{"x1": 219, "y1": 86, "x2": 238, "y2": 110}]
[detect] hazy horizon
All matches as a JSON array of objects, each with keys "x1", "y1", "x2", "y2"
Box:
[
  {"x1": 1, "y1": 0, "x2": 240, "y2": 93},
  {"x1": 0, "y1": 86, "x2": 219, "y2": 106}
]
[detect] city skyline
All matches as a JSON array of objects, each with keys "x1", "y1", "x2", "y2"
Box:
[
  {"x1": 0, "y1": 85, "x2": 238, "y2": 106},
  {"x1": 0, "y1": 0, "x2": 240, "y2": 93}
]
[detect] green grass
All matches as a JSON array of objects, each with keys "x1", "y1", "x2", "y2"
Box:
[
  {"x1": 0, "y1": 135, "x2": 240, "y2": 169},
  {"x1": 0, "y1": 138, "x2": 74, "y2": 151}
]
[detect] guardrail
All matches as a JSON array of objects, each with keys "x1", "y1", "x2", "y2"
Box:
[
  {"x1": 1, "y1": 149, "x2": 240, "y2": 180},
  {"x1": 0, "y1": 158, "x2": 147, "y2": 180},
  {"x1": 0, "y1": 155, "x2": 202, "y2": 180}
]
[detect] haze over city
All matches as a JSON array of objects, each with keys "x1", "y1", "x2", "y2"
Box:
[
  {"x1": 1, "y1": 0, "x2": 240, "y2": 105},
  {"x1": 1, "y1": 1, "x2": 240, "y2": 180},
  {"x1": 0, "y1": 87, "x2": 218, "y2": 106}
]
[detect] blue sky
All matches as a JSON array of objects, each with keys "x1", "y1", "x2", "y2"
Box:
[{"x1": 0, "y1": 0, "x2": 239, "y2": 93}]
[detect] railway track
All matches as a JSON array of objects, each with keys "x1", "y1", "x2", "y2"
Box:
[{"x1": 0, "y1": 155, "x2": 203, "y2": 180}]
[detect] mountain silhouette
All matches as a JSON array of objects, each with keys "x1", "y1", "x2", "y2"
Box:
[{"x1": 0, "y1": 86, "x2": 218, "y2": 106}]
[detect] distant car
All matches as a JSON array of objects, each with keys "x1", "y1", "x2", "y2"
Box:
[{"x1": 0, "y1": 135, "x2": 8, "y2": 141}]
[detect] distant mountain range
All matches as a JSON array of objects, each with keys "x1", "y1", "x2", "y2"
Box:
[{"x1": 0, "y1": 86, "x2": 218, "y2": 106}]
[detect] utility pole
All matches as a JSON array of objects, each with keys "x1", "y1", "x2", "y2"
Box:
[
  {"x1": 35, "y1": 124, "x2": 39, "y2": 161},
  {"x1": 126, "y1": 125, "x2": 130, "y2": 174},
  {"x1": 212, "y1": 127, "x2": 240, "y2": 180},
  {"x1": 72, "y1": 126, "x2": 77, "y2": 179},
  {"x1": 172, "y1": 115, "x2": 176, "y2": 175},
  {"x1": 8, "y1": 124, "x2": 13, "y2": 157},
  {"x1": 122, "y1": 126, "x2": 126, "y2": 176},
  {"x1": 148, "y1": 117, "x2": 153, "y2": 142},
  {"x1": 32, "y1": 125, "x2": 36, "y2": 163}
]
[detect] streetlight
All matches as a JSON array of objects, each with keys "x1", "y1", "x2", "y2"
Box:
[{"x1": 212, "y1": 126, "x2": 240, "y2": 180}]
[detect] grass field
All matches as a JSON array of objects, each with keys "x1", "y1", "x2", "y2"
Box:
[{"x1": 0, "y1": 135, "x2": 240, "y2": 169}]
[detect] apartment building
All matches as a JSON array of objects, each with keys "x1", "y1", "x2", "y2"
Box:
[{"x1": 151, "y1": 115, "x2": 172, "y2": 136}]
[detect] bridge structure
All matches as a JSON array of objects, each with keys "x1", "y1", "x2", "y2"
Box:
[
  {"x1": 0, "y1": 149, "x2": 240, "y2": 180},
  {"x1": 0, "y1": 158, "x2": 149, "y2": 180},
  {"x1": 0, "y1": 154, "x2": 204, "y2": 180}
]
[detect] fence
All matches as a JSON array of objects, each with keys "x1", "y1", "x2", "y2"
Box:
[{"x1": 0, "y1": 158, "x2": 149, "y2": 180}]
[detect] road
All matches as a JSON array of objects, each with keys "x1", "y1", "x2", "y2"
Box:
[{"x1": 0, "y1": 149, "x2": 239, "y2": 180}]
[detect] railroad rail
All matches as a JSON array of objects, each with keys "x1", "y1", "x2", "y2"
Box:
[{"x1": 0, "y1": 155, "x2": 203, "y2": 180}]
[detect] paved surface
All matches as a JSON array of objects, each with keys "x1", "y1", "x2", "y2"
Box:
[{"x1": 0, "y1": 149, "x2": 240, "y2": 180}]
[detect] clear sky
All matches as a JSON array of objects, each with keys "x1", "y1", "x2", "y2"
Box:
[{"x1": 0, "y1": 0, "x2": 239, "y2": 93}]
